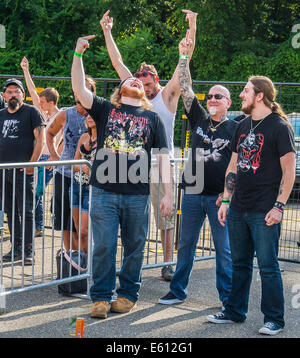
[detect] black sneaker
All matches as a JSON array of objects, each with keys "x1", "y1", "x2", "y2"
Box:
[
  {"x1": 2, "y1": 249, "x2": 22, "y2": 262},
  {"x1": 206, "y1": 312, "x2": 235, "y2": 324},
  {"x1": 259, "y1": 322, "x2": 283, "y2": 335},
  {"x1": 158, "y1": 292, "x2": 184, "y2": 305},
  {"x1": 161, "y1": 265, "x2": 174, "y2": 281}
]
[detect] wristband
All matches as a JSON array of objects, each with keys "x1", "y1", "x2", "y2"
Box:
[
  {"x1": 179, "y1": 54, "x2": 188, "y2": 60},
  {"x1": 222, "y1": 200, "x2": 230, "y2": 205},
  {"x1": 273, "y1": 206, "x2": 283, "y2": 214},
  {"x1": 274, "y1": 201, "x2": 285, "y2": 211},
  {"x1": 74, "y1": 51, "x2": 83, "y2": 58}
]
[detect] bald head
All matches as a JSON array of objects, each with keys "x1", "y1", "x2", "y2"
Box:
[{"x1": 210, "y1": 85, "x2": 231, "y2": 100}]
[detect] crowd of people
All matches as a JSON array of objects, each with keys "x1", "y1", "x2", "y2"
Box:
[{"x1": 0, "y1": 9, "x2": 296, "y2": 336}]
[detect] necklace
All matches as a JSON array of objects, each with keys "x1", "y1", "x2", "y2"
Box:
[
  {"x1": 209, "y1": 117, "x2": 229, "y2": 132},
  {"x1": 248, "y1": 116, "x2": 267, "y2": 136}
]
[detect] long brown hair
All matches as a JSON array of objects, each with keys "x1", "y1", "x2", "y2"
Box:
[
  {"x1": 249, "y1": 75, "x2": 290, "y2": 125},
  {"x1": 110, "y1": 87, "x2": 152, "y2": 110}
]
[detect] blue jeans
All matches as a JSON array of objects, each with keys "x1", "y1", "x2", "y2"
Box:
[
  {"x1": 90, "y1": 187, "x2": 150, "y2": 303},
  {"x1": 35, "y1": 154, "x2": 53, "y2": 230},
  {"x1": 170, "y1": 194, "x2": 232, "y2": 304},
  {"x1": 69, "y1": 181, "x2": 90, "y2": 212},
  {"x1": 224, "y1": 209, "x2": 284, "y2": 327}
]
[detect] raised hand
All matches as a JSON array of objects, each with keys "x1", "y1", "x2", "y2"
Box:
[
  {"x1": 100, "y1": 10, "x2": 113, "y2": 33},
  {"x1": 20, "y1": 56, "x2": 29, "y2": 71},
  {"x1": 182, "y1": 9, "x2": 198, "y2": 31},
  {"x1": 75, "y1": 35, "x2": 96, "y2": 54}
]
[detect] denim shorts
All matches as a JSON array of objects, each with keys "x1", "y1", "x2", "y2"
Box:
[{"x1": 70, "y1": 181, "x2": 90, "y2": 212}]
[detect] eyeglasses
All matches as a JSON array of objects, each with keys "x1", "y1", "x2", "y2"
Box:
[
  {"x1": 134, "y1": 70, "x2": 156, "y2": 78},
  {"x1": 5, "y1": 89, "x2": 23, "y2": 95},
  {"x1": 206, "y1": 93, "x2": 228, "y2": 100}
]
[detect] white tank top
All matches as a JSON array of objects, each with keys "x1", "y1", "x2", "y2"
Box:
[{"x1": 149, "y1": 88, "x2": 175, "y2": 160}]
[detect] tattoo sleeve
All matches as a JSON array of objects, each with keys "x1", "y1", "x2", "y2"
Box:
[
  {"x1": 178, "y1": 58, "x2": 194, "y2": 113},
  {"x1": 225, "y1": 172, "x2": 236, "y2": 194}
]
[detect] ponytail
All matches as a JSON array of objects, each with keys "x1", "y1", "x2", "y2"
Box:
[{"x1": 270, "y1": 101, "x2": 290, "y2": 125}]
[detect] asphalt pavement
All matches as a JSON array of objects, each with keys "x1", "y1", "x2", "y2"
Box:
[{"x1": 0, "y1": 257, "x2": 299, "y2": 349}]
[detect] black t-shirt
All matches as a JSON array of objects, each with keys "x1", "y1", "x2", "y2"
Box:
[
  {"x1": 0, "y1": 104, "x2": 44, "y2": 163},
  {"x1": 87, "y1": 95, "x2": 168, "y2": 195},
  {"x1": 230, "y1": 113, "x2": 295, "y2": 213},
  {"x1": 181, "y1": 96, "x2": 237, "y2": 195}
]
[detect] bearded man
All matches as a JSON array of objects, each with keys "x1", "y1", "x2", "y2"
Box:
[
  {"x1": 71, "y1": 35, "x2": 173, "y2": 319},
  {"x1": 0, "y1": 78, "x2": 45, "y2": 265}
]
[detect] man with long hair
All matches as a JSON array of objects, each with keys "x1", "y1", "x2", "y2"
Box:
[
  {"x1": 207, "y1": 76, "x2": 296, "y2": 336},
  {"x1": 71, "y1": 35, "x2": 173, "y2": 319},
  {"x1": 100, "y1": 9, "x2": 197, "y2": 281}
]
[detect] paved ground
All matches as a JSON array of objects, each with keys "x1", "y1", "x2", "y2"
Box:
[{"x1": 0, "y1": 258, "x2": 299, "y2": 345}]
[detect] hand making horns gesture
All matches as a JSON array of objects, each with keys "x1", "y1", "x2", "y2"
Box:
[{"x1": 75, "y1": 35, "x2": 96, "y2": 55}]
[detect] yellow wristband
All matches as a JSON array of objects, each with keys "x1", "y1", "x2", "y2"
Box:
[{"x1": 74, "y1": 51, "x2": 83, "y2": 58}]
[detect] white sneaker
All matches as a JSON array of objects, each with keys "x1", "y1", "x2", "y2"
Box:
[{"x1": 259, "y1": 322, "x2": 283, "y2": 335}]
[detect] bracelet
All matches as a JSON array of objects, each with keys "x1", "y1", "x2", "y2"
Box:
[
  {"x1": 274, "y1": 201, "x2": 285, "y2": 211},
  {"x1": 179, "y1": 54, "x2": 188, "y2": 60},
  {"x1": 222, "y1": 200, "x2": 230, "y2": 205},
  {"x1": 273, "y1": 206, "x2": 283, "y2": 214},
  {"x1": 74, "y1": 51, "x2": 83, "y2": 58}
]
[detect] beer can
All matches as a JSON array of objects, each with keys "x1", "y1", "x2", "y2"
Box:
[{"x1": 75, "y1": 317, "x2": 84, "y2": 338}]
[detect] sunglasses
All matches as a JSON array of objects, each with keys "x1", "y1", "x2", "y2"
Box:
[
  {"x1": 134, "y1": 70, "x2": 156, "y2": 78},
  {"x1": 206, "y1": 93, "x2": 228, "y2": 100}
]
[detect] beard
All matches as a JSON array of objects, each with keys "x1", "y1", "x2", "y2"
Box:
[
  {"x1": 8, "y1": 97, "x2": 20, "y2": 110},
  {"x1": 120, "y1": 86, "x2": 145, "y2": 100},
  {"x1": 242, "y1": 100, "x2": 255, "y2": 115}
]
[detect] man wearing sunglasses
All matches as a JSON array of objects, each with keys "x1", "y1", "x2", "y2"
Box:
[
  {"x1": 158, "y1": 38, "x2": 237, "y2": 307},
  {"x1": 100, "y1": 9, "x2": 197, "y2": 282}
]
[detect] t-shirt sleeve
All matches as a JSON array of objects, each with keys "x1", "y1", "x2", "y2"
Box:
[
  {"x1": 31, "y1": 106, "x2": 45, "y2": 129},
  {"x1": 275, "y1": 121, "x2": 296, "y2": 157},
  {"x1": 86, "y1": 95, "x2": 110, "y2": 122},
  {"x1": 185, "y1": 96, "x2": 209, "y2": 131},
  {"x1": 152, "y1": 113, "x2": 168, "y2": 152}
]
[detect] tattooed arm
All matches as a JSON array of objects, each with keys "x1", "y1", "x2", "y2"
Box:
[
  {"x1": 178, "y1": 38, "x2": 195, "y2": 113},
  {"x1": 218, "y1": 153, "x2": 238, "y2": 226}
]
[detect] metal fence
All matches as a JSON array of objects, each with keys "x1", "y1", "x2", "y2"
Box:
[{"x1": 0, "y1": 158, "x2": 215, "y2": 298}]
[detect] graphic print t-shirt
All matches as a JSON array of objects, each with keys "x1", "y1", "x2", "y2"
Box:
[
  {"x1": 181, "y1": 96, "x2": 237, "y2": 195},
  {"x1": 0, "y1": 104, "x2": 44, "y2": 163},
  {"x1": 230, "y1": 113, "x2": 295, "y2": 213},
  {"x1": 87, "y1": 96, "x2": 168, "y2": 195}
]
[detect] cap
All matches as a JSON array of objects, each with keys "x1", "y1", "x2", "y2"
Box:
[{"x1": 3, "y1": 78, "x2": 25, "y2": 93}]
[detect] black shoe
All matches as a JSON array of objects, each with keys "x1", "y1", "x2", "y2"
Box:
[
  {"x1": 158, "y1": 292, "x2": 184, "y2": 305},
  {"x1": 2, "y1": 249, "x2": 22, "y2": 262}
]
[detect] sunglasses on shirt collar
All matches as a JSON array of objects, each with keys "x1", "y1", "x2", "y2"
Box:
[{"x1": 206, "y1": 93, "x2": 228, "y2": 100}]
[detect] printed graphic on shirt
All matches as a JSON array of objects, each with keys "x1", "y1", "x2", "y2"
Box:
[
  {"x1": 195, "y1": 126, "x2": 230, "y2": 162},
  {"x1": 2, "y1": 119, "x2": 19, "y2": 138},
  {"x1": 104, "y1": 108, "x2": 150, "y2": 157},
  {"x1": 237, "y1": 132, "x2": 264, "y2": 173}
]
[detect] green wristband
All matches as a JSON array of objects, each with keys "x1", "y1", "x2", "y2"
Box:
[
  {"x1": 222, "y1": 200, "x2": 230, "y2": 205},
  {"x1": 179, "y1": 54, "x2": 188, "y2": 60},
  {"x1": 74, "y1": 51, "x2": 83, "y2": 58}
]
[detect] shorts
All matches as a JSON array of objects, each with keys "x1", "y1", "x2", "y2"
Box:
[
  {"x1": 51, "y1": 171, "x2": 76, "y2": 232},
  {"x1": 70, "y1": 181, "x2": 90, "y2": 212},
  {"x1": 151, "y1": 163, "x2": 175, "y2": 230}
]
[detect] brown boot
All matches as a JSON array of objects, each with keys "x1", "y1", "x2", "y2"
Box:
[
  {"x1": 91, "y1": 301, "x2": 110, "y2": 319},
  {"x1": 110, "y1": 297, "x2": 136, "y2": 313}
]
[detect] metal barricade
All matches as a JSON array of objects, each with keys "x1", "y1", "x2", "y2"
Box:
[
  {"x1": 0, "y1": 159, "x2": 93, "y2": 298},
  {"x1": 0, "y1": 156, "x2": 215, "y2": 300}
]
